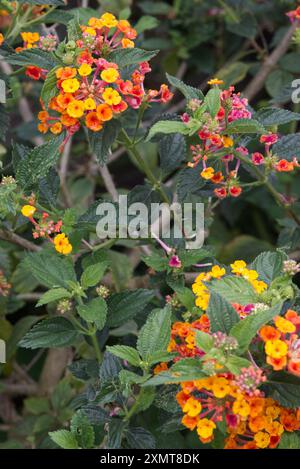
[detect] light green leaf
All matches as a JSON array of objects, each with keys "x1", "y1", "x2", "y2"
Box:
[
  {"x1": 106, "y1": 345, "x2": 141, "y2": 367},
  {"x1": 226, "y1": 118, "x2": 265, "y2": 134},
  {"x1": 77, "y1": 297, "x2": 107, "y2": 330},
  {"x1": 36, "y1": 288, "x2": 71, "y2": 307},
  {"x1": 49, "y1": 430, "x2": 79, "y2": 449},
  {"x1": 24, "y1": 251, "x2": 76, "y2": 289},
  {"x1": 147, "y1": 121, "x2": 189, "y2": 141},
  {"x1": 137, "y1": 305, "x2": 172, "y2": 361},
  {"x1": 204, "y1": 88, "x2": 221, "y2": 118},
  {"x1": 166, "y1": 73, "x2": 204, "y2": 100},
  {"x1": 194, "y1": 330, "x2": 214, "y2": 353},
  {"x1": 80, "y1": 262, "x2": 108, "y2": 289},
  {"x1": 209, "y1": 275, "x2": 258, "y2": 305},
  {"x1": 251, "y1": 250, "x2": 287, "y2": 284}
]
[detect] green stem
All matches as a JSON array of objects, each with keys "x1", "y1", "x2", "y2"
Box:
[
  {"x1": 121, "y1": 129, "x2": 170, "y2": 203},
  {"x1": 90, "y1": 327, "x2": 102, "y2": 363}
]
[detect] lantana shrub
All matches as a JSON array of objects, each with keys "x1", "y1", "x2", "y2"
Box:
[{"x1": 1, "y1": 0, "x2": 300, "y2": 451}]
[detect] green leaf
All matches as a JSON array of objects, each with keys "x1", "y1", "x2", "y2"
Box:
[
  {"x1": 137, "y1": 305, "x2": 172, "y2": 361},
  {"x1": 70, "y1": 411, "x2": 95, "y2": 449},
  {"x1": 129, "y1": 387, "x2": 156, "y2": 416},
  {"x1": 20, "y1": 317, "x2": 79, "y2": 349},
  {"x1": 36, "y1": 288, "x2": 71, "y2": 307},
  {"x1": 225, "y1": 356, "x2": 252, "y2": 375},
  {"x1": 206, "y1": 291, "x2": 240, "y2": 334},
  {"x1": 147, "y1": 121, "x2": 189, "y2": 141},
  {"x1": 16, "y1": 137, "x2": 64, "y2": 188},
  {"x1": 80, "y1": 262, "x2": 108, "y2": 288},
  {"x1": 142, "y1": 252, "x2": 168, "y2": 272},
  {"x1": 256, "y1": 107, "x2": 300, "y2": 126},
  {"x1": 67, "y1": 16, "x2": 82, "y2": 41},
  {"x1": 77, "y1": 297, "x2": 107, "y2": 331},
  {"x1": 148, "y1": 351, "x2": 176, "y2": 366},
  {"x1": 106, "y1": 345, "x2": 141, "y2": 367},
  {"x1": 279, "y1": 432, "x2": 300, "y2": 449},
  {"x1": 49, "y1": 430, "x2": 79, "y2": 449},
  {"x1": 106, "y1": 289, "x2": 154, "y2": 328},
  {"x1": 273, "y1": 133, "x2": 300, "y2": 160},
  {"x1": 6, "y1": 49, "x2": 59, "y2": 69},
  {"x1": 135, "y1": 16, "x2": 159, "y2": 33},
  {"x1": 6, "y1": 316, "x2": 39, "y2": 360},
  {"x1": 226, "y1": 118, "x2": 265, "y2": 134},
  {"x1": 204, "y1": 88, "x2": 221, "y2": 118},
  {"x1": 19, "y1": 0, "x2": 64, "y2": 4},
  {"x1": 175, "y1": 287, "x2": 196, "y2": 311},
  {"x1": 24, "y1": 251, "x2": 76, "y2": 289},
  {"x1": 194, "y1": 330, "x2": 214, "y2": 353},
  {"x1": 166, "y1": 73, "x2": 204, "y2": 100},
  {"x1": 125, "y1": 427, "x2": 156, "y2": 449},
  {"x1": 143, "y1": 358, "x2": 205, "y2": 386},
  {"x1": 177, "y1": 166, "x2": 205, "y2": 202},
  {"x1": 107, "y1": 419, "x2": 127, "y2": 449},
  {"x1": 109, "y1": 48, "x2": 158, "y2": 68},
  {"x1": 251, "y1": 251, "x2": 287, "y2": 284},
  {"x1": 230, "y1": 303, "x2": 283, "y2": 352},
  {"x1": 268, "y1": 372, "x2": 300, "y2": 408},
  {"x1": 217, "y1": 62, "x2": 250, "y2": 87},
  {"x1": 0, "y1": 104, "x2": 9, "y2": 141},
  {"x1": 88, "y1": 120, "x2": 121, "y2": 165},
  {"x1": 158, "y1": 133, "x2": 186, "y2": 176},
  {"x1": 41, "y1": 67, "x2": 59, "y2": 107},
  {"x1": 179, "y1": 248, "x2": 212, "y2": 267},
  {"x1": 209, "y1": 275, "x2": 258, "y2": 305},
  {"x1": 24, "y1": 397, "x2": 50, "y2": 415}
]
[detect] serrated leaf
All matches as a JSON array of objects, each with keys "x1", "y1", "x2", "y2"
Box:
[
  {"x1": 166, "y1": 73, "x2": 204, "y2": 100},
  {"x1": 251, "y1": 251, "x2": 287, "y2": 284},
  {"x1": 49, "y1": 430, "x2": 78, "y2": 449},
  {"x1": 109, "y1": 48, "x2": 158, "y2": 68},
  {"x1": 6, "y1": 49, "x2": 59, "y2": 69},
  {"x1": 268, "y1": 372, "x2": 300, "y2": 408},
  {"x1": 135, "y1": 16, "x2": 159, "y2": 33},
  {"x1": 77, "y1": 297, "x2": 107, "y2": 330},
  {"x1": 107, "y1": 419, "x2": 127, "y2": 449},
  {"x1": 143, "y1": 358, "x2": 205, "y2": 386},
  {"x1": 209, "y1": 276, "x2": 258, "y2": 305},
  {"x1": 16, "y1": 136, "x2": 64, "y2": 188},
  {"x1": 106, "y1": 289, "x2": 154, "y2": 328},
  {"x1": 273, "y1": 133, "x2": 300, "y2": 160},
  {"x1": 279, "y1": 432, "x2": 300, "y2": 449},
  {"x1": 70, "y1": 411, "x2": 95, "y2": 449},
  {"x1": 80, "y1": 262, "x2": 107, "y2": 288},
  {"x1": 226, "y1": 118, "x2": 265, "y2": 134},
  {"x1": 225, "y1": 356, "x2": 252, "y2": 374},
  {"x1": 88, "y1": 120, "x2": 120, "y2": 165},
  {"x1": 24, "y1": 251, "x2": 76, "y2": 289},
  {"x1": 142, "y1": 252, "x2": 168, "y2": 271},
  {"x1": 106, "y1": 345, "x2": 141, "y2": 367},
  {"x1": 41, "y1": 67, "x2": 59, "y2": 107},
  {"x1": 125, "y1": 427, "x2": 156, "y2": 449},
  {"x1": 20, "y1": 317, "x2": 79, "y2": 349},
  {"x1": 36, "y1": 288, "x2": 71, "y2": 307},
  {"x1": 137, "y1": 306, "x2": 172, "y2": 361},
  {"x1": 158, "y1": 133, "x2": 186, "y2": 176},
  {"x1": 256, "y1": 107, "x2": 300, "y2": 126},
  {"x1": 206, "y1": 291, "x2": 240, "y2": 334},
  {"x1": 177, "y1": 166, "x2": 205, "y2": 202},
  {"x1": 67, "y1": 16, "x2": 82, "y2": 41},
  {"x1": 230, "y1": 303, "x2": 283, "y2": 352},
  {"x1": 147, "y1": 120, "x2": 189, "y2": 141}
]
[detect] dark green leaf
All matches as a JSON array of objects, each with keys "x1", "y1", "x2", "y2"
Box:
[
  {"x1": 206, "y1": 291, "x2": 240, "y2": 334},
  {"x1": 20, "y1": 317, "x2": 79, "y2": 349},
  {"x1": 106, "y1": 289, "x2": 154, "y2": 328},
  {"x1": 166, "y1": 73, "x2": 204, "y2": 100},
  {"x1": 88, "y1": 120, "x2": 121, "y2": 165},
  {"x1": 109, "y1": 48, "x2": 158, "y2": 68}
]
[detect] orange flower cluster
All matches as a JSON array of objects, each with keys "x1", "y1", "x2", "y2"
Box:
[
  {"x1": 167, "y1": 315, "x2": 210, "y2": 359},
  {"x1": 20, "y1": 204, "x2": 72, "y2": 255},
  {"x1": 260, "y1": 310, "x2": 300, "y2": 376},
  {"x1": 36, "y1": 13, "x2": 172, "y2": 147},
  {"x1": 177, "y1": 375, "x2": 300, "y2": 448}
]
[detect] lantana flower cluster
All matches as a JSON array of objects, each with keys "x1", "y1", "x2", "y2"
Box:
[
  {"x1": 260, "y1": 310, "x2": 300, "y2": 375},
  {"x1": 21, "y1": 203, "x2": 72, "y2": 255},
  {"x1": 183, "y1": 81, "x2": 299, "y2": 199},
  {"x1": 176, "y1": 376, "x2": 299, "y2": 449},
  {"x1": 31, "y1": 13, "x2": 173, "y2": 146}
]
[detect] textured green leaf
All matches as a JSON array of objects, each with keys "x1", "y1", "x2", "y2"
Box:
[
  {"x1": 209, "y1": 276, "x2": 258, "y2": 305},
  {"x1": 77, "y1": 297, "x2": 107, "y2": 330},
  {"x1": 226, "y1": 118, "x2": 265, "y2": 134},
  {"x1": 195, "y1": 330, "x2": 214, "y2": 353},
  {"x1": 70, "y1": 411, "x2": 95, "y2": 449},
  {"x1": 137, "y1": 305, "x2": 172, "y2": 361},
  {"x1": 225, "y1": 356, "x2": 252, "y2": 374},
  {"x1": 49, "y1": 430, "x2": 79, "y2": 449},
  {"x1": 16, "y1": 137, "x2": 64, "y2": 188},
  {"x1": 268, "y1": 372, "x2": 300, "y2": 408},
  {"x1": 251, "y1": 251, "x2": 287, "y2": 284},
  {"x1": 109, "y1": 48, "x2": 158, "y2": 68},
  {"x1": 147, "y1": 121, "x2": 189, "y2": 141},
  {"x1": 36, "y1": 288, "x2": 71, "y2": 307},
  {"x1": 256, "y1": 107, "x2": 300, "y2": 126},
  {"x1": 41, "y1": 67, "x2": 59, "y2": 107},
  {"x1": 88, "y1": 120, "x2": 121, "y2": 165},
  {"x1": 6, "y1": 49, "x2": 59, "y2": 69},
  {"x1": 279, "y1": 432, "x2": 300, "y2": 449},
  {"x1": 107, "y1": 419, "x2": 127, "y2": 449},
  {"x1": 158, "y1": 133, "x2": 186, "y2": 176},
  {"x1": 205, "y1": 87, "x2": 221, "y2": 118},
  {"x1": 107, "y1": 289, "x2": 154, "y2": 328},
  {"x1": 230, "y1": 303, "x2": 283, "y2": 352},
  {"x1": 125, "y1": 427, "x2": 156, "y2": 449},
  {"x1": 24, "y1": 251, "x2": 76, "y2": 289},
  {"x1": 80, "y1": 262, "x2": 108, "y2": 288},
  {"x1": 206, "y1": 291, "x2": 240, "y2": 334},
  {"x1": 20, "y1": 317, "x2": 79, "y2": 349},
  {"x1": 273, "y1": 133, "x2": 300, "y2": 160},
  {"x1": 166, "y1": 73, "x2": 204, "y2": 100},
  {"x1": 106, "y1": 345, "x2": 141, "y2": 367}
]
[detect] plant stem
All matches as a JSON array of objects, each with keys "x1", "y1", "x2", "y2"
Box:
[
  {"x1": 121, "y1": 129, "x2": 170, "y2": 203},
  {"x1": 90, "y1": 328, "x2": 102, "y2": 362}
]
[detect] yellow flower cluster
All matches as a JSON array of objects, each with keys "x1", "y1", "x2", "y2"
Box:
[
  {"x1": 230, "y1": 260, "x2": 267, "y2": 293},
  {"x1": 192, "y1": 265, "x2": 225, "y2": 309},
  {"x1": 54, "y1": 233, "x2": 72, "y2": 255}
]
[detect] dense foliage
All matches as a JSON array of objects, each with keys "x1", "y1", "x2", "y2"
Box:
[{"x1": 1, "y1": 0, "x2": 300, "y2": 450}]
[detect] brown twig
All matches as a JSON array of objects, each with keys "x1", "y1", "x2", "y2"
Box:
[
  {"x1": 0, "y1": 228, "x2": 41, "y2": 252},
  {"x1": 244, "y1": 22, "x2": 298, "y2": 101},
  {"x1": 98, "y1": 163, "x2": 119, "y2": 202}
]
